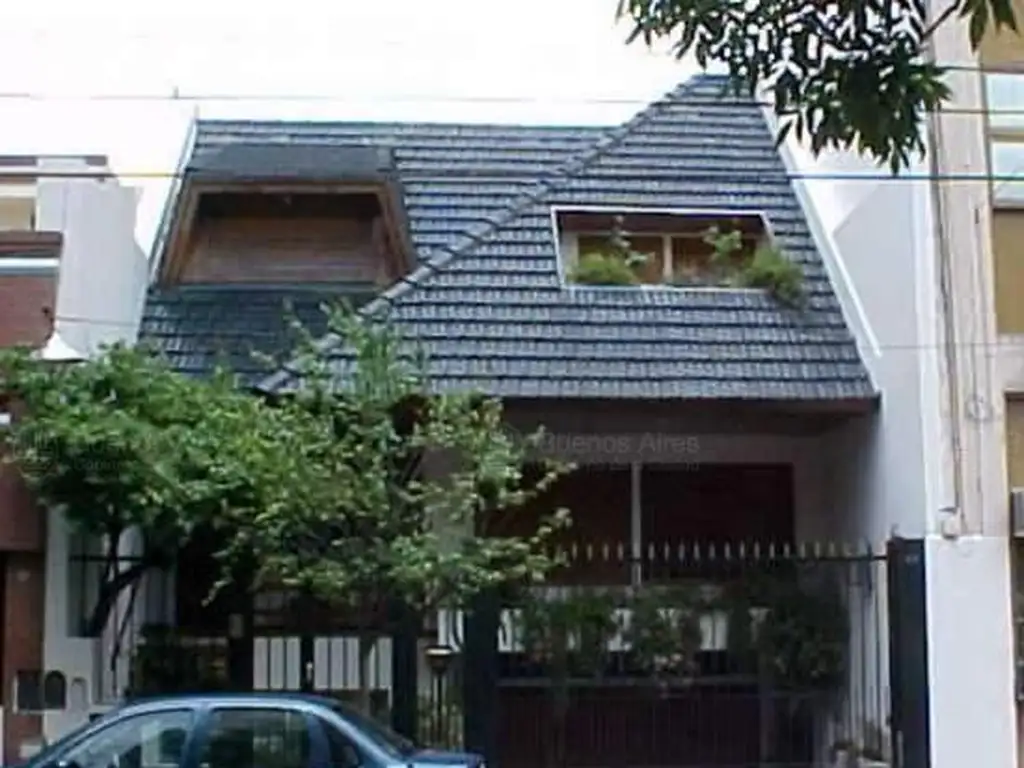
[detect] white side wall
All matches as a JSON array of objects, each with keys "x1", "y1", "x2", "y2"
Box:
[
  {"x1": 921, "y1": 11, "x2": 1017, "y2": 768},
  {"x1": 777, "y1": 6, "x2": 1017, "y2": 759},
  {"x1": 777, "y1": 126, "x2": 940, "y2": 544},
  {"x1": 34, "y1": 159, "x2": 149, "y2": 740},
  {"x1": 34, "y1": 158, "x2": 147, "y2": 356}
]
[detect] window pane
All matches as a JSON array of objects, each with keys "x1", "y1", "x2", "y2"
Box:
[
  {"x1": 987, "y1": 73, "x2": 1024, "y2": 131},
  {"x1": 63, "y1": 710, "x2": 194, "y2": 768},
  {"x1": 199, "y1": 709, "x2": 311, "y2": 768},
  {"x1": 320, "y1": 719, "x2": 363, "y2": 768},
  {"x1": 992, "y1": 141, "x2": 1024, "y2": 204}
]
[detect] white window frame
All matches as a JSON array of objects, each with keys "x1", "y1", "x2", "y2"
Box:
[
  {"x1": 990, "y1": 141, "x2": 1024, "y2": 208},
  {"x1": 984, "y1": 72, "x2": 1024, "y2": 208},
  {"x1": 551, "y1": 206, "x2": 775, "y2": 288}
]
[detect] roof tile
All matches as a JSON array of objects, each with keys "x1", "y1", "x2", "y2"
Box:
[{"x1": 140, "y1": 75, "x2": 875, "y2": 402}]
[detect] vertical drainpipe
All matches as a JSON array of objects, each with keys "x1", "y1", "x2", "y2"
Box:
[{"x1": 924, "y1": 25, "x2": 968, "y2": 538}]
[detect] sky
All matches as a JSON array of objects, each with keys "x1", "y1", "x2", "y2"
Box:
[{"x1": 0, "y1": 0, "x2": 697, "y2": 249}]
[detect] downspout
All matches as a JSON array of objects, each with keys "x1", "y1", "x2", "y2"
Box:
[{"x1": 924, "y1": 36, "x2": 967, "y2": 536}]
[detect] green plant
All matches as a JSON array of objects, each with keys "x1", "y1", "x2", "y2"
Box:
[
  {"x1": 570, "y1": 213, "x2": 652, "y2": 286},
  {"x1": 0, "y1": 344, "x2": 319, "y2": 637},
  {"x1": 518, "y1": 590, "x2": 620, "y2": 676},
  {"x1": 831, "y1": 731, "x2": 890, "y2": 766},
  {"x1": 624, "y1": 586, "x2": 704, "y2": 677},
  {"x1": 227, "y1": 305, "x2": 573, "y2": 713},
  {"x1": 417, "y1": 692, "x2": 464, "y2": 749},
  {"x1": 703, "y1": 226, "x2": 805, "y2": 306},
  {"x1": 736, "y1": 245, "x2": 805, "y2": 307},
  {"x1": 570, "y1": 251, "x2": 640, "y2": 285},
  {"x1": 618, "y1": 0, "x2": 1014, "y2": 173},
  {"x1": 129, "y1": 625, "x2": 228, "y2": 695},
  {"x1": 744, "y1": 571, "x2": 849, "y2": 691}
]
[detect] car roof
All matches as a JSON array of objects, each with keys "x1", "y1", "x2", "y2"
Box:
[{"x1": 116, "y1": 691, "x2": 341, "y2": 714}]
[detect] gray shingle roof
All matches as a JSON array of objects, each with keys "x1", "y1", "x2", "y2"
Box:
[
  {"x1": 140, "y1": 285, "x2": 376, "y2": 383},
  {"x1": 141, "y1": 74, "x2": 875, "y2": 401},
  {"x1": 140, "y1": 121, "x2": 602, "y2": 384},
  {"x1": 189, "y1": 143, "x2": 398, "y2": 182}
]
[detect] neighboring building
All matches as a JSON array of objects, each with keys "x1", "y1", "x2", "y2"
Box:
[
  {"x1": 0, "y1": 224, "x2": 60, "y2": 766},
  {"x1": 121, "y1": 76, "x2": 937, "y2": 767},
  {"x1": 0, "y1": 155, "x2": 144, "y2": 763},
  {"x1": 981, "y1": 7, "x2": 1024, "y2": 767},
  {"x1": 772, "y1": 6, "x2": 1024, "y2": 767}
]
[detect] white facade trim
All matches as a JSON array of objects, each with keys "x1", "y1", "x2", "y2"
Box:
[{"x1": 771, "y1": 113, "x2": 881, "y2": 360}]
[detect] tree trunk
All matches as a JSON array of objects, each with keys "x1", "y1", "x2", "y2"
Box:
[
  {"x1": 355, "y1": 630, "x2": 375, "y2": 716},
  {"x1": 85, "y1": 559, "x2": 154, "y2": 637}
]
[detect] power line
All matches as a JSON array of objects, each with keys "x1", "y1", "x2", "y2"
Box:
[
  {"x1": 11, "y1": 167, "x2": 1024, "y2": 183},
  {"x1": 0, "y1": 79, "x2": 1010, "y2": 113}
]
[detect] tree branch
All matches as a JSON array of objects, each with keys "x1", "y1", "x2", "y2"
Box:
[
  {"x1": 84, "y1": 557, "x2": 159, "y2": 638},
  {"x1": 921, "y1": 0, "x2": 961, "y2": 41}
]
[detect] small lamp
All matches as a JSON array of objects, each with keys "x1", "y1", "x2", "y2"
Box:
[
  {"x1": 424, "y1": 643, "x2": 457, "y2": 677},
  {"x1": 36, "y1": 327, "x2": 85, "y2": 363}
]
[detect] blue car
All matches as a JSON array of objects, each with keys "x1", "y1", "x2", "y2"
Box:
[{"x1": 19, "y1": 693, "x2": 482, "y2": 768}]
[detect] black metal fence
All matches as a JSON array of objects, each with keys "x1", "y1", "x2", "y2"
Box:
[
  {"x1": 466, "y1": 541, "x2": 894, "y2": 768},
  {"x1": 74, "y1": 539, "x2": 899, "y2": 768}
]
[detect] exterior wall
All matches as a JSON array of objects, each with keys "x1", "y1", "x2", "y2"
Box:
[
  {"x1": 775, "y1": 3, "x2": 1018, "y2": 763},
  {"x1": 17, "y1": 159, "x2": 149, "y2": 745},
  {"x1": 993, "y1": 211, "x2": 1024, "y2": 333},
  {"x1": 979, "y1": 0, "x2": 1024, "y2": 66},
  {"x1": 172, "y1": 192, "x2": 394, "y2": 286},
  {"x1": 181, "y1": 215, "x2": 385, "y2": 285},
  {"x1": 0, "y1": 198, "x2": 34, "y2": 230},
  {"x1": 3, "y1": 554, "x2": 45, "y2": 762},
  {"x1": 977, "y1": 5, "x2": 1024, "y2": 767},
  {"x1": 775, "y1": 122, "x2": 941, "y2": 544},
  {"x1": 0, "y1": 250, "x2": 56, "y2": 762},
  {"x1": 35, "y1": 157, "x2": 147, "y2": 357}
]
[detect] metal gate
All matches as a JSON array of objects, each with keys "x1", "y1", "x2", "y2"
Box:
[{"x1": 459, "y1": 538, "x2": 931, "y2": 768}]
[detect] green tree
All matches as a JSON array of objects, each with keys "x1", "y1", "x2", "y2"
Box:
[
  {"x1": 0, "y1": 344, "x2": 324, "y2": 637},
  {"x1": 618, "y1": 0, "x2": 1018, "y2": 172},
  {"x1": 227, "y1": 305, "x2": 572, "y2": 709}
]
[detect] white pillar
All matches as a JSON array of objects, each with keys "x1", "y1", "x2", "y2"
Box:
[{"x1": 924, "y1": 3, "x2": 1018, "y2": 766}]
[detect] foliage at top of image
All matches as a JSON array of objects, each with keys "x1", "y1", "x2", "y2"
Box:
[{"x1": 618, "y1": 0, "x2": 1018, "y2": 173}]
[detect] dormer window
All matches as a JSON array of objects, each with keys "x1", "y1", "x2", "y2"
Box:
[
  {"x1": 559, "y1": 209, "x2": 767, "y2": 286},
  {"x1": 556, "y1": 209, "x2": 804, "y2": 305},
  {"x1": 155, "y1": 143, "x2": 413, "y2": 288}
]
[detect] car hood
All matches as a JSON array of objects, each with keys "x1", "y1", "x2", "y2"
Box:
[{"x1": 407, "y1": 748, "x2": 483, "y2": 766}]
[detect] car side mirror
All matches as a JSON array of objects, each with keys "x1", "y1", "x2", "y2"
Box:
[{"x1": 52, "y1": 758, "x2": 84, "y2": 768}]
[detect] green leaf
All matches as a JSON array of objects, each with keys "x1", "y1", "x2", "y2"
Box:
[
  {"x1": 969, "y1": 2, "x2": 990, "y2": 49},
  {"x1": 618, "y1": 0, "x2": 1010, "y2": 173}
]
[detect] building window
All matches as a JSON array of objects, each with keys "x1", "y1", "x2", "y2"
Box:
[
  {"x1": 986, "y1": 73, "x2": 1024, "y2": 132},
  {"x1": 985, "y1": 72, "x2": 1024, "y2": 207},
  {"x1": 199, "y1": 708, "x2": 311, "y2": 768},
  {"x1": 558, "y1": 210, "x2": 769, "y2": 288},
  {"x1": 991, "y1": 142, "x2": 1024, "y2": 205}
]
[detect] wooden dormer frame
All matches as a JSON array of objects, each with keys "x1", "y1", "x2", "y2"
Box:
[{"x1": 157, "y1": 177, "x2": 415, "y2": 286}]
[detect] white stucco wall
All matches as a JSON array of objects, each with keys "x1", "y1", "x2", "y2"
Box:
[
  {"x1": 34, "y1": 158, "x2": 147, "y2": 356},
  {"x1": 775, "y1": 10, "x2": 1018, "y2": 760},
  {"x1": 32, "y1": 159, "x2": 149, "y2": 740}
]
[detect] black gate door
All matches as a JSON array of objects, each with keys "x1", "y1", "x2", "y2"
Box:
[{"x1": 886, "y1": 537, "x2": 932, "y2": 768}]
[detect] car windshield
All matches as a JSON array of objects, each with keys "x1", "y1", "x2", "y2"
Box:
[
  {"x1": 19, "y1": 711, "x2": 114, "y2": 768},
  {"x1": 329, "y1": 702, "x2": 417, "y2": 758}
]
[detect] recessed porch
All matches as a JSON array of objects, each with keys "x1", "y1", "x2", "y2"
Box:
[{"x1": 479, "y1": 397, "x2": 889, "y2": 768}]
